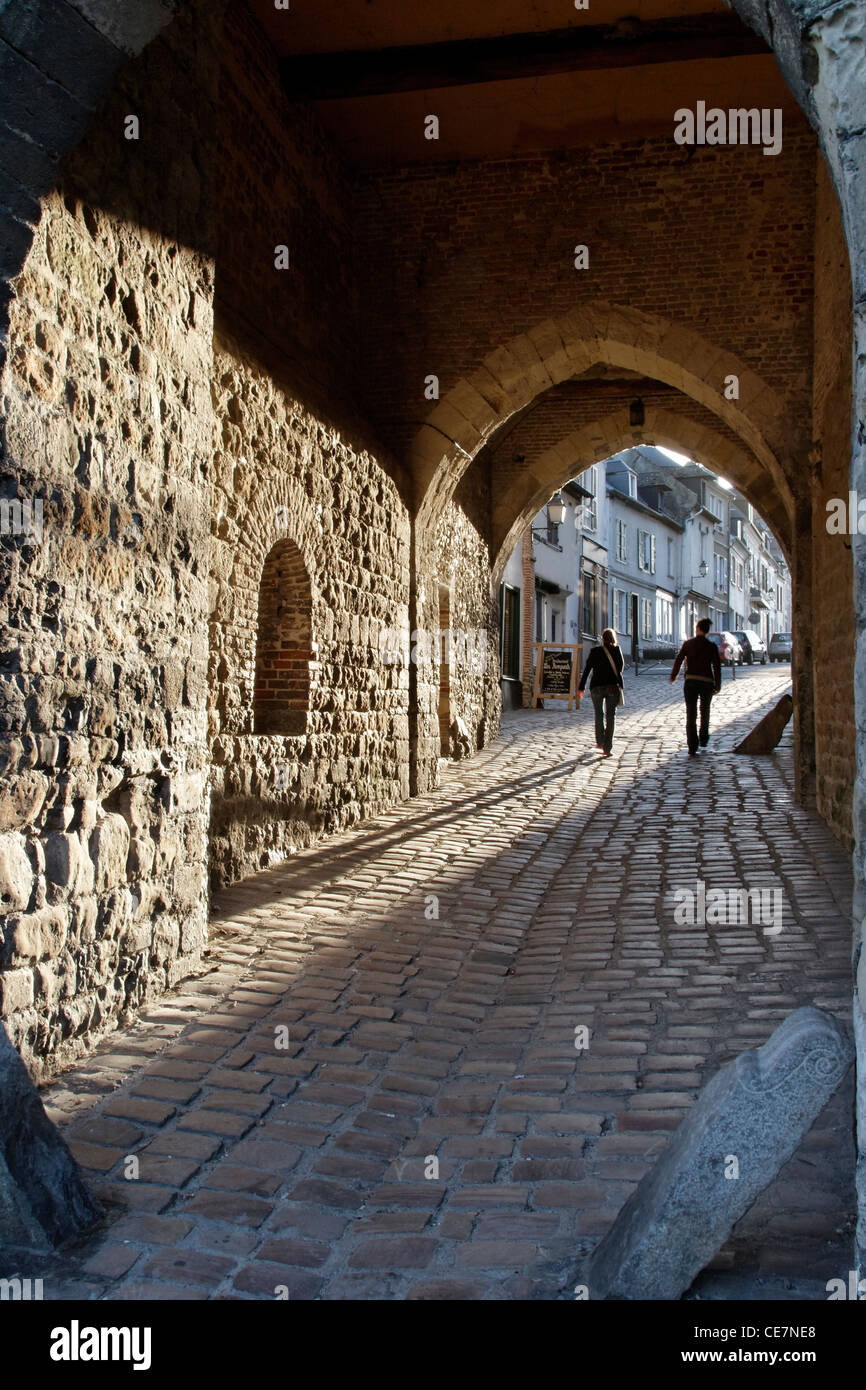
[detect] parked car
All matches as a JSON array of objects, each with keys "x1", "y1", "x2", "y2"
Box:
[
  {"x1": 733, "y1": 629, "x2": 768, "y2": 665},
  {"x1": 769, "y1": 632, "x2": 793, "y2": 662},
  {"x1": 707, "y1": 631, "x2": 743, "y2": 666}
]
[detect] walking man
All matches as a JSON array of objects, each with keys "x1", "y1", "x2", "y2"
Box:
[{"x1": 670, "y1": 617, "x2": 722, "y2": 756}]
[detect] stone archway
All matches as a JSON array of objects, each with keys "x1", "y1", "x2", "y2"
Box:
[
  {"x1": 211, "y1": 477, "x2": 320, "y2": 742},
  {"x1": 412, "y1": 302, "x2": 797, "y2": 543},
  {"x1": 409, "y1": 304, "x2": 802, "y2": 801},
  {"x1": 0, "y1": 0, "x2": 863, "y2": 1273}
]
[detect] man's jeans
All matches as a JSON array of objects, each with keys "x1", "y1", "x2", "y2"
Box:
[
  {"x1": 683, "y1": 678, "x2": 714, "y2": 753},
  {"x1": 591, "y1": 684, "x2": 619, "y2": 753}
]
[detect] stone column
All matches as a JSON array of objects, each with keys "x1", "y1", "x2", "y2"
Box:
[{"x1": 409, "y1": 526, "x2": 440, "y2": 795}]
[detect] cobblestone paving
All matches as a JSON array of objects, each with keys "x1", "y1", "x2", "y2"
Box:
[{"x1": 29, "y1": 665, "x2": 855, "y2": 1300}]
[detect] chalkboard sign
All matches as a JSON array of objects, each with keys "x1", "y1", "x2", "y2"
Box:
[
  {"x1": 541, "y1": 648, "x2": 573, "y2": 695},
  {"x1": 531, "y1": 643, "x2": 581, "y2": 709}
]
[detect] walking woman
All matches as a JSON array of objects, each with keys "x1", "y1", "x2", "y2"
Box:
[{"x1": 577, "y1": 628, "x2": 624, "y2": 757}]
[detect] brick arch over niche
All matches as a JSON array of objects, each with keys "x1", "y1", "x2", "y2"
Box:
[
  {"x1": 490, "y1": 405, "x2": 792, "y2": 588},
  {"x1": 253, "y1": 538, "x2": 313, "y2": 735},
  {"x1": 213, "y1": 481, "x2": 320, "y2": 739},
  {"x1": 412, "y1": 303, "x2": 794, "y2": 545}
]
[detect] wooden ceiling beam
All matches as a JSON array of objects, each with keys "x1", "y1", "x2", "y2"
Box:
[{"x1": 279, "y1": 14, "x2": 768, "y2": 102}]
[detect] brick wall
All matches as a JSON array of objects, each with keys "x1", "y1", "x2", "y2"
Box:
[
  {"x1": 253, "y1": 540, "x2": 313, "y2": 736},
  {"x1": 354, "y1": 130, "x2": 818, "y2": 468}
]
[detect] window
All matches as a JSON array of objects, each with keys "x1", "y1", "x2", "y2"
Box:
[
  {"x1": 582, "y1": 573, "x2": 598, "y2": 636},
  {"x1": 641, "y1": 598, "x2": 653, "y2": 639},
  {"x1": 500, "y1": 584, "x2": 520, "y2": 680},
  {"x1": 615, "y1": 589, "x2": 629, "y2": 634},
  {"x1": 583, "y1": 467, "x2": 598, "y2": 532},
  {"x1": 638, "y1": 531, "x2": 656, "y2": 574},
  {"x1": 703, "y1": 483, "x2": 722, "y2": 522},
  {"x1": 253, "y1": 538, "x2": 313, "y2": 736},
  {"x1": 667, "y1": 537, "x2": 675, "y2": 579},
  {"x1": 616, "y1": 520, "x2": 628, "y2": 562},
  {"x1": 656, "y1": 595, "x2": 674, "y2": 642},
  {"x1": 535, "y1": 591, "x2": 544, "y2": 641},
  {"x1": 714, "y1": 553, "x2": 728, "y2": 593}
]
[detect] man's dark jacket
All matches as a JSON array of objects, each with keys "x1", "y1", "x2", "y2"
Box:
[{"x1": 671, "y1": 634, "x2": 722, "y2": 691}]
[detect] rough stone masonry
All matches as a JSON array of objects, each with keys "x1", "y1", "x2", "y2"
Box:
[{"x1": 0, "y1": 1019, "x2": 100, "y2": 1251}]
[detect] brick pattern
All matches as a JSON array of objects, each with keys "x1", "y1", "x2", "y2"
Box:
[
  {"x1": 253, "y1": 540, "x2": 313, "y2": 736},
  {"x1": 356, "y1": 133, "x2": 818, "y2": 468}
]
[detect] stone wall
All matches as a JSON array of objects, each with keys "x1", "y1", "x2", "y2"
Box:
[
  {"x1": 432, "y1": 501, "x2": 500, "y2": 761},
  {"x1": 206, "y1": 6, "x2": 413, "y2": 889},
  {"x1": 0, "y1": 0, "x2": 420, "y2": 1062},
  {"x1": 0, "y1": 1, "x2": 220, "y2": 1077},
  {"x1": 208, "y1": 332, "x2": 411, "y2": 888}
]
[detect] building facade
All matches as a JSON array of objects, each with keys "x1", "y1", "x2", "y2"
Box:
[{"x1": 500, "y1": 447, "x2": 793, "y2": 702}]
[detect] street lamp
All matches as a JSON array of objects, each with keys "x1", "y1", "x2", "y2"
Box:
[
  {"x1": 696, "y1": 559, "x2": 708, "y2": 579},
  {"x1": 547, "y1": 492, "x2": 567, "y2": 526},
  {"x1": 531, "y1": 491, "x2": 567, "y2": 538}
]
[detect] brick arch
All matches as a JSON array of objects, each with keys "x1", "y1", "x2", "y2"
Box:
[
  {"x1": 412, "y1": 303, "x2": 794, "y2": 544},
  {"x1": 216, "y1": 479, "x2": 321, "y2": 737},
  {"x1": 490, "y1": 405, "x2": 792, "y2": 588},
  {"x1": 253, "y1": 538, "x2": 313, "y2": 736}
]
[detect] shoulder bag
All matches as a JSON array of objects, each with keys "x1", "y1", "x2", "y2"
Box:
[{"x1": 602, "y1": 645, "x2": 625, "y2": 705}]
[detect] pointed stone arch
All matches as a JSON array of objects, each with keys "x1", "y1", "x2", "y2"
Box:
[{"x1": 412, "y1": 303, "x2": 795, "y2": 544}]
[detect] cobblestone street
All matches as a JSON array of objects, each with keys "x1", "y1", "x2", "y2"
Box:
[{"x1": 35, "y1": 665, "x2": 854, "y2": 1300}]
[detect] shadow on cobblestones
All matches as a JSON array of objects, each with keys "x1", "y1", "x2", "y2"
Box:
[{"x1": 27, "y1": 667, "x2": 852, "y2": 1302}]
